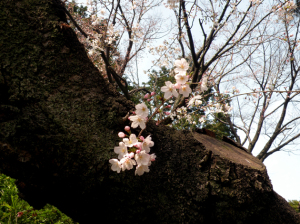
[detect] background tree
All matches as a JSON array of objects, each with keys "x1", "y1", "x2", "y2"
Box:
[
  {"x1": 67, "y1": 0, "x2": 299, "y2": 162},
  {"x1": 214, "y1": 3, "x2": 300, "y2": 161},
  {"x1": 113, "y1": 0, "x2": 300, "y2": 162}
]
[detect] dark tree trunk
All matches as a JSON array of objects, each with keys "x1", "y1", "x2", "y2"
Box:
[{"x1": 0, "y1": 0, "x2": 299, "y2": 223}]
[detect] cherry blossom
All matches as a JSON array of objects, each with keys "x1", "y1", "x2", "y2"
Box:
[
  {"x1": 200, "y1": 76, "x2": 208, "y2": 92},
  {"x1": 109, "y1": 159, "x2": 122, "y2": 173},
  {"x1": 114, "y1": 142, "x2": 128, "y2": 159},
  {"x1": 161, "y1": 81, "x2": 179, "y2": 99},
  {"x1": 135, "y1": 151, "x2": 151, "y2": 166},
  {"x1": 120, "y1": 156, "x2": 136, "y2": 171},
  {"x1": 118, "y1": 132, "x2": 126, "y2": 138},
  {"x1": 109, "y1": 58, "x2": 236, "y2": 176},
  {"x1": 175, "y1": 73, "x2": 188, "y2": 84},
  {"x1": 174, "y1": 58, "x2": 189, "y2": 74},
  {"x1": 224, "y1": 103, "x2": 233, "y2": 113},
  {"x1": 123, "y1": 134, "x2": 138, "y2": 147},
  {"x1": 199, "y1": 117, "x2": 206, "y2": 123},
  {"x1": 135, "y1": 102, "x2": 149, "y2": 117},
  {"x1": 135, "y1": 164, "x2": 150, "y2": 176},
  {"x1": 100, "y1": 8, "x2": 106, "y2": 15},
  {"x1": 141, "y1": 135, "x2": 154, "y2": 153},
  {"x1": 129, "y1": 114, "x2": 147, "y2": 129},
  {"x1": 179, "y1": 84, "x2": 192, "y2": 97}
]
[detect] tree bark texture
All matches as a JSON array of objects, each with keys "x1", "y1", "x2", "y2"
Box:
[{"x1": 0, "y1": 0, "x2": 299, "y2": 223}]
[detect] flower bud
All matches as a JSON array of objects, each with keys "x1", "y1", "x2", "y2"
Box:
[
  {"x1": 125, "y1": 126, "x2": 131, "y2": 132},
  {"x1": 166, "y1": 105, "x2": 171, "y2": 108},
  {"x1": 128, "y1": 152, "x2": 134, "y2": 158},
  {"x1": 136, "y1": 149, "x2": 141, "y2": 154},
  {"x1": 118, "y1": 132, "x2": 125, "y2": 138},
  {"x1": 151, "y1": 92, "x2": 155, "y2": 96},
  {"x1": 147, "y1": 98, "x2": 152, "y2": 102},
  {"x1": 174, "y1": 83, "x2": 181, "y2": 89},
  {"x1": 165, "y1": 112, "x2": 170, "y2": 115},
  {"x1": 139, "y1": 136, "x2": 145, "y2": 141},
  {"x1": 144, "y1": 93, "x2": 150, "y2": 99},
  {"x1": 134, "y1": 142, "x2": 142, "y2": 149}
]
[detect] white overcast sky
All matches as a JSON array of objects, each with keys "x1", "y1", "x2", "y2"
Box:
[{"x1": 72, "y1": 0, "x2": 300, "y2": 202}]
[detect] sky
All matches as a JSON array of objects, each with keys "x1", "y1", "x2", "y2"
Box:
[{"x1": 72, "y1": 0, "x2": 300, "y2": 202}]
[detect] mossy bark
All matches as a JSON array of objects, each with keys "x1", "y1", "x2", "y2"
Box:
[{"x1": 0, "y1": 0, "x2": 299, "y2": 223}]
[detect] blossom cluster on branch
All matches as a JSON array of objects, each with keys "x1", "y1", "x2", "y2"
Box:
[
  {"x1": 109, "y1": 102, "x2": 156, "y2": 176},
  {"x1": 109, "y1": 57, "x2": 236, "y2": 175}
]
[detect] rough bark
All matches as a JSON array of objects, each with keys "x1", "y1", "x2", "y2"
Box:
[{"x1": 0, "y1": 0, "x2": 299, "y2": 223}]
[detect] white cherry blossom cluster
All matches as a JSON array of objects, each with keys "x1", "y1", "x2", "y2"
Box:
[
  {"x1": 274, "y1": 1, "x2": 297, "y2": 22},
  {"x1": 87, "y1": 17, "x2": 120, "y2": 56},
  {"x1": 161, "y1": 58, "x2": 192, "y2": 99},
  {"x1": 109, "y1": 58, "x2": 236, "y2": 175},
  {"x1": 109, "y1": 102, "x2": 156, "y2": 176},
  {"x1": 129, "y1": 23, "x2": 145, "y2": 42},
  {"x1": 249, "y1": 0, "x2": 262, "y2": 5},
  {"x1": 147, "y1": 41, "x2": 182, "y2": 68}
]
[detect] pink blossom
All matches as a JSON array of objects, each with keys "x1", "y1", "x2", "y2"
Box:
[
  {"x1": 135, "y1": 164, "x2": 150, "y2": 176},
  {"x1": 151, "y1": 92, "x2": 155, "y2": 96},
  {"x1": 150, "y1": 153, "x2": 156, "y2": 162},
  {"x1": 109, "y1": 159, "x2": 122, "y2": 173},
  {"x1": 135, "y1": 102, "x2": 149, "y2": 117},
  {"x1": 114, "y1": 142, "x2": 128, "y2": 159},
  {"x1": 161, "y1": 81, "x2": 179, "y2": 99},
  {"x1": 141, "y1": 135, "x2": 154, "y2": 153},
  {"x1": 123, "y1": 134, "x2": 138, "y2": 147},
  {"x1": 174, "y1": 58, "x2": 189, "y2": 74},
  {"x1": 179, "y1": 84, "x2": 192, "y2": 97},
  {"x1": 144, "y1": 93, "x2": 150, "y2": 99},
  {"x1": 128, "y1": 152, "x2": 134, "y2": 158},
  {"x1": 174, "y1": 83, "x2": 181, "y2": 89},
  {"x1": 120, "y1": 157, "x2": 136, "y2": 171},
  {"x1": 125, "y1": 126, "x2": 131, "y2": 132},
  {"x1": 134, "y1": 142, "x2": 142, "y2": 149},
  {"x1": 175, "y1": 73, "x2": 188, "y2": 84},
  {"x1": 118, "y1": 132, "x2": 125, "y2": 138},
  {"x1": 135, "y1": 151, "x2": 150, "y2": 165},
  {"x1": 129, "y1": 115, "x2": 147, "y2": 129}
]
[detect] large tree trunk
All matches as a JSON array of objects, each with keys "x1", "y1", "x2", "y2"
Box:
[{"x1": 0, "y1": 0, "x2": 299, "y2": 223}]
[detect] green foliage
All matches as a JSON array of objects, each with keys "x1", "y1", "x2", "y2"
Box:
[
  {"x1": 69, "y1": 1, "x2": 88, "y2": 18},
  {"x1": 204, "y1": 113, "x2": 237, "y2": 141},
  {"x1": 128, "y1": 67, "x2": 175, "y2": 108},
  {"x1": 0, "y1": 173, "x2": 78, "y2": 224},
  {"x1": 144, "y1": 67, "x2": 176, "y2": 94},
  {"x1": 288, "y1": 200, "x2": 300, "y2": 213},
  {"x1": 142, "y1": 67, "x2": 176, "y2": 118}
]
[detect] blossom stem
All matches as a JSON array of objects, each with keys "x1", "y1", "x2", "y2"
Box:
[{"x1": 137, "y1": 99, "x2": 166, "y2": 137}]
